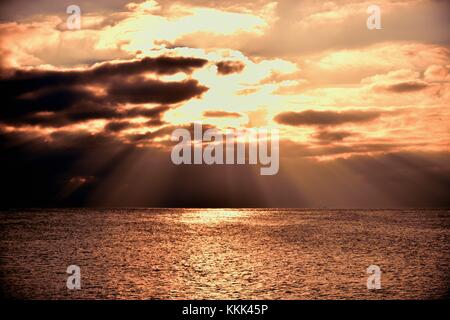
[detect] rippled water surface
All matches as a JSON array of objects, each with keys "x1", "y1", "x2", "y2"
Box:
[{"x1": 0, "y1": 208, "x2": 449, "y2": 299}]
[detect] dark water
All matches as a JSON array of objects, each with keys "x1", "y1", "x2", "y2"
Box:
[{"x1": 0, "y1": 208, "x2": 448, "y2": 299}]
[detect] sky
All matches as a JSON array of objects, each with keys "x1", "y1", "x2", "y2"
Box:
[{"x1": 0, "y1": 0, "x2": 449, "y2": 207}]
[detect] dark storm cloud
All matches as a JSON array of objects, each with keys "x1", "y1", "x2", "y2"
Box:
[
  {"x1": 125, "y1": 105, "x2": 170, "y2": 118},
  {"x1": 88, "y1": 56, "x2": 208, "y2": 76},
  {"x1": 3, "y1": 86, "x2": 102, "y2": 118},
  {"x1": 0, "y1": 56, "x2": 208, "y2": 127},
  {"x1": 146, "y1": 119, "x2": 166, "y2": 127},
  {"x1": 67, "y1": 105, "x2": 169, "y2": 125},
  {"x1": 216, "y1": 61, "x2": 245, "y2": 75},
  {"x1": 1, "y1": 56, "x2": 208, "y2": 88},
  {"x1": 17, "y1": 103, "x2": 117, "y2": 127},
  {"x1": 107, "y1": 78, "x2": 208, "y2": 104},
  {"x1": 203, "y1": 111, "x2": 241, "y2": 118},
  {"x1": 274, "y1": 110, "x2": 381, "y2": 127},
  {"x1": 65, "y1": 103, "x2": 122, "y2": 123},
  {"x1": 104, "y1": 121, "x2": 136, "y2": 132},
  {"x1": 1, "y1": 88, "x2": 171, "y2": 127}
]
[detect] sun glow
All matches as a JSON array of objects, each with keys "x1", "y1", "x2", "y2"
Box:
[{"x1": 180, "y1": 209, "x2": 248, "y2": 224}]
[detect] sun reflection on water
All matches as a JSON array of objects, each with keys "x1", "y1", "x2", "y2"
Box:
[{"x1": 180, "y1": 208, "x2": 249, "y2": 224}]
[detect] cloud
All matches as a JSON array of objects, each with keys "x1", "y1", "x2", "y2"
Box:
[
  {"x1": 0, "y1": 0, "x2": 135, "y2": 21},
  {"x1": 104, "y1": 121, "x2": 136, "y2": 132},
  {"x1": 244, "y1": 0, "x2": 450, "y2": 58},
  {"x1": 280, "y1": 139, "x2": 401, "y2": 158},
  {"x1": 203, "y1": 110, "x2": 241, "y2": 118},
  {"x1": 424, "y1": 65, "x2": 450, "y2": 82},
  {"x1": 216, "y1": 60, "x2": 245, "y2": 75},
  {"x1": 274, "y1": 110, "x2": 381, "y2": 127},
  {"x1": 1, "y1": 85, "x2": 172, "y2": 127},
  {"x1": 124, "y1": 105, "x2": 170, "y2": 118},
  {"x1": 377, "y1": 80, "x2": 430, "y2": 93},
  {"x1": 107, "y1": 77, "x2": 208, "y2": 104},
  {"x1": 123, "y1": 123, "x2": 214, "y2": 144},
  {"x1": 311, "y1": 130, "x2": 355, "y2": 143},
  {"x1": 0, "y1": 56, "x2": 208, "y2": 127},
  {"x1": 2, "y1": 56, "x2": 208, "y2": 80},
  {"x1": 89, "y1": 56, "x2": 208, "y2": 76}
]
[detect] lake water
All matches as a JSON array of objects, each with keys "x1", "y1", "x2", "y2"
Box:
[{"x1": 0, "y1": 208, "x2": 448, "y2": 299}]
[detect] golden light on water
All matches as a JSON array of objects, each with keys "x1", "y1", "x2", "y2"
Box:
[
  {"x1": 180, "y1": 209, "x2": 249, "y2": 224},
  {"x1": 1, "y1": 208, "x2": 449, "y2": 299}
]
